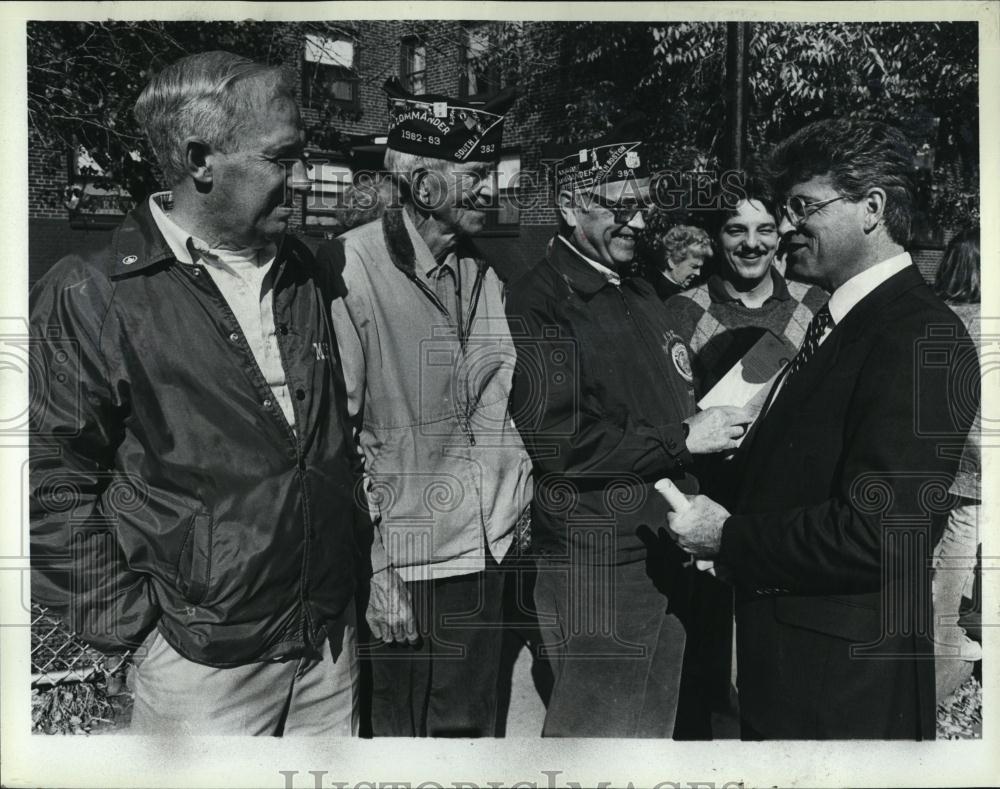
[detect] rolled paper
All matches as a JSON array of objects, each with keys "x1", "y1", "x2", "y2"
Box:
[{"x1": 654, "y1": 478, "x2": 716, "y2": 574}]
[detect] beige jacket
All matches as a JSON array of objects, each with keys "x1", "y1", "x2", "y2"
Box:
[{"x1": 325, "y1": 209, "x2": 532, "y2": 581}]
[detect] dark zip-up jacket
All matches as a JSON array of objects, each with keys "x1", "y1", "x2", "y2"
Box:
[
  {"x1": 506, "y1": 237, "x2": 699, "y2": 565},
  {"x1": 29, "y1": 203, "x2": 359, "y2": 667}
]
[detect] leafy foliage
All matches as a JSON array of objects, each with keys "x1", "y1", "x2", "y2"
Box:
[
  {"x1": 27, "y1": 20, "x2": 355, "y2": 202},
  {"x1": 489, "y1": 20, "x2": 979, "y2": 231},
  {"x1": 28, "y1": 20, "x2": 979, "y2": 231}
]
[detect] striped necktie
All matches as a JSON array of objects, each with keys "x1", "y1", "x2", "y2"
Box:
[{"x1": 786, "y1": 304, "x2": 834, "y2": 376}]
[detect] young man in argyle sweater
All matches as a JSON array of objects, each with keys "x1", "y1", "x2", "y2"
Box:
[{"x1": 666, "y1": 197, "x2": 828, "y2": 396}]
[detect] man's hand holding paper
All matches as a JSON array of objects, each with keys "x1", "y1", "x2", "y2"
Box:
[
  {"x1": 682, "y1": 405, "x2": 754, "y2": 454},
  {"x1": 696, "y1": 329, "x2": 797, "y2": 443}
]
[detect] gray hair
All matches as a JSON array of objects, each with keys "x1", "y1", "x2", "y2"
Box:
[
  {"x1": 382, "y1": 148, "x2": 458, "y2": 207},
  {"x1": 134, "y1": 51, "x2": 292, "y2": 186}
]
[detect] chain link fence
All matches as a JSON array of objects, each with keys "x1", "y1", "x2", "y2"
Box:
[{"x1": 30, "y1": 604, "x2": 133, "y2": 734}]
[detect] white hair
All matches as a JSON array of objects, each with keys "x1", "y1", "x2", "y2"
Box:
[{"x1": 134, "y1": 50, "x2": 292, "y2": 186}]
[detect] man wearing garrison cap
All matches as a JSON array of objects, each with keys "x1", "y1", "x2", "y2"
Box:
[
  {"x1": 504, "y1": 124, "x2": 751, "y2": 737},
  {"x1": 320, "y1": 80, "x2": 532, "y2": 737}
]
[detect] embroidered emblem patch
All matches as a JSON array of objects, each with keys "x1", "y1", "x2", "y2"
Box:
[
  {"x1": 625, "y1": 151, "x2": 641, "y2": 169},
  {"x1": 669, "y1": 339, "x2": 693, "y2": 383}
]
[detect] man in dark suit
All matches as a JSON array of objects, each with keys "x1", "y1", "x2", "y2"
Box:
[{"x1": 658, "y1": 119, "x2": 978, "y2": 739}]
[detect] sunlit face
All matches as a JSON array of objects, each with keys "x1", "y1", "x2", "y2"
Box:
[
  {"x1": 206, "y1": 90, "x2": 309, "y2": 248},
  {"x1": 566, "y1": 178, "x2": 650, "y2": 269},
  {"x1": 419, "y1": 160, "x2": 495, "y2": 238},
  {"x1": 777, "y1": 173, "x2": 865, "y2": 291},
  {"x1": 718, "y1": 198, "x2": 779, "y2": 285},
  {"x1": 666, "y1": 246, "x2": 711, "y2": 288}
]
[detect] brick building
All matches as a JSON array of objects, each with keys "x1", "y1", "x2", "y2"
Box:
[
  {"x1": 26, "y1": 20, "x2": 950, "y2": 285},
  {"x1": 27, "y1": 20, "x2": 565, "y2": 285}
]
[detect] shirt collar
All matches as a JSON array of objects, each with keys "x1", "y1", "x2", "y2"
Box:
[
  {"x1": 827, "y1": 251, "x2": 913, "y2": 325},
  {"x1": 149, "y1": 192, "x2": 199, "y2": 265},
  {"x1": 148, "y1": 191, "x2": 276, "y2": 268},
  {"x1": 706, "y1": 266, "x2": 790, "y2": 305},
  {"x1": 557, "y1": 235, "x2": 621, "y2": 287},
  {"x1": 400, "y1": 207, "x2": 452, "y2": 280}
]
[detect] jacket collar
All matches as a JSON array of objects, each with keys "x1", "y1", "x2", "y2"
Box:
[
  {"x1": 773, "y1": 265, "x2": 925, "y2": 402},
  {"x1": 738, "y1": 265, "x2": 927, "y2": 469},
  {"x1": 831, "y1": 263, "x2": 925, "y2": 345},
  {"x1": 381, "y1": 206, "x2": 488, "y2": 281},
  {"x1": 108, "y1": 200, "x2": 176, "y2": 277},
  {"x1": 706, "y1": 266, "x2": 791, "y2": 305},
  {"x1": 108, "y1": 199, "x2": 303, "y2": 280},
  {"x1": 546, "y1": 234, "x2": 656, "y2": 299},
  {"x1": 546, "y1": 234, "x2": 616, "y2": 296}
]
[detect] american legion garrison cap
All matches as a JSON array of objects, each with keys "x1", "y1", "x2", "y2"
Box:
[
  {"x1": 548, "y1": 112, "x2": 650, "y2": 193},
  {"x1": 384, "y1": 77, "x2": 517, "y2": 163}
]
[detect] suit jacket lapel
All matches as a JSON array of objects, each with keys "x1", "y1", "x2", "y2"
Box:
[{"x1": 734, "y1": 265, "x2": 928, "y2": 499}]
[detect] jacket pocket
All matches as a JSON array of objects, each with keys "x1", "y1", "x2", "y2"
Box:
[
  {"x1": 775, "y1": 594, "x2": 881, "y2": 643},
  {"x1": 174, "y1": 511, "x2": 213, "y2": 604}
]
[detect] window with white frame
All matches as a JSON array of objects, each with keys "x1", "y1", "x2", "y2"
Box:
[
  {"x1": 302, "y1": 160, "x2": 353, "y2": 232},
  {"x1": 302, "y1": 33, "x2": 360, "y2": 111},
  {"x1": 400, "y1": 37, "x2": 427, "y2": 94},
  {"x1": 484, "y1": 150, "x2": 520, "y2": 233},
  {"x1": 460, "y1": 24, "x2": 501, "y2": 99}
]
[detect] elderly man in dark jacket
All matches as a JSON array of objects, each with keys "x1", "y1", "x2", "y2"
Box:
[
  {"x1": 505, "y1": 128, "x2": 751, "y2": 737},
  {"x1": 29, "y1": 51, "x2": 362, "y2": 735}
]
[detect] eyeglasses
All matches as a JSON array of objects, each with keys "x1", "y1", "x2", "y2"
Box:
[
  {"x1": 584, "y1": 192, "x2": 650, "y2": 224},
  {"x1": 779, "y1": 195, "x2": 846, "y2": 228}
]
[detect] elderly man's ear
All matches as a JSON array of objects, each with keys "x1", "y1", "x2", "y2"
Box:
[
  {"x1": 557, "y1": 189, "x2": 580, "y2": 228},
  {"x1": 184, "y1": 139, "x2": 214, "y2": 191},
  {"x1": 411, "y1": 167, "x2": 451, "y2": 212}
]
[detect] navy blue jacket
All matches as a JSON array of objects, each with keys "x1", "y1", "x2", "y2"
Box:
[
  {"x1": 29, "y1": 203, "x2": 361, "y2": 667},
  {"x1": 506, "y1": 237, "x2": 699, "y2": 565},
  {"x1": 720, "y1": 266, "x2": 977, "y2": 738}
]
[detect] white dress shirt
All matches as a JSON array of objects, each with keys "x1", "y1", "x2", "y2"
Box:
[
  {"x1": 148, "y1": 193, "x2": 296, "y2": 429},
  {"x1": 765, "y1": 251, "x2": 913, "y2": 411},
  {"x1": 557, "y1": 234, "x2": 622, "y2": 286}
]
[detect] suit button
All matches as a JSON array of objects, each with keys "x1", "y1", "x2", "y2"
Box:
[
  {"x1": 263, "y1": 399, "x2": 272, "y2": 408},
  {"x1": 229, "y1": 332, "x2": 240, "y2": 342},
  {"x1": 296, "y1": 388, "x2": 306, "y2": 401}
]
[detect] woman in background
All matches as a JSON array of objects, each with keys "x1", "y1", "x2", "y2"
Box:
[{"x1": 932, "y1": 226, "x2": 982, "y2": 700}]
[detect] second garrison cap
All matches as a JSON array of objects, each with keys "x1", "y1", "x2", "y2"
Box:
[
  {"x1": 384, "y1": 78, "x2": 517, "y2": 163},
  {"x1": 548, "y1": 113, "x2": 650, "y2": 193}
]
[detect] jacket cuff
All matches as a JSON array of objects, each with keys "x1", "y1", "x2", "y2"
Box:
[
  {"x1": 659, "y1": 422, "x2": 694, "y2": 468},
  {"x1": 370, "y1": 538, "x2": 390, "y2": 576}
]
